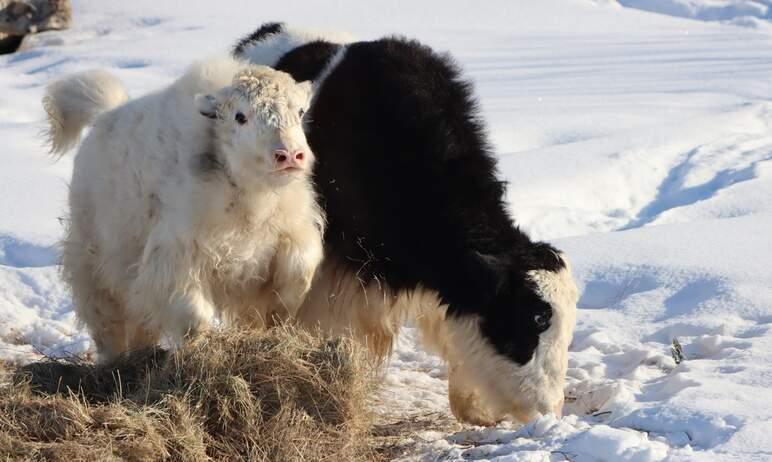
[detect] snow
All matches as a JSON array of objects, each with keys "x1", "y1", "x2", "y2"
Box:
[
  {"x1": 2, "y1": 0, "x2": 772, "y2": 460},
  {"x1": 606, "y1": 0, "x2": 772, "y2": 23}
]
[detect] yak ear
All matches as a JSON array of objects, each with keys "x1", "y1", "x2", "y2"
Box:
[
  {"x1": 195, "y1": 93, "x2": 219, "y2": 119},
  {"x1": 296, "y1": 80, "x2": 313, "y2": 104}
]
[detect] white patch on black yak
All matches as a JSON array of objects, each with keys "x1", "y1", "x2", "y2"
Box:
[{"x1": 233, "y1": 23, "x2": 352, "y2": 68}]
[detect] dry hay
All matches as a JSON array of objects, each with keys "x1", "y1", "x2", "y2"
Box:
[{"x1": 0, "y1": 327, "x2": 378, "y2": 461}]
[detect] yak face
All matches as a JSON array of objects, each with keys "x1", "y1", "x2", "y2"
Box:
[
  {"x1": 475, "y1": 243, "x2": 577, "y2": 367},
  {"x1": 195, "y1": 66, "x2": 314, "y2": 188}
]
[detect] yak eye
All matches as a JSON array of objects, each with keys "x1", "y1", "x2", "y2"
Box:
[
  {"x1": 235, "y1": 112, "x2": 247, "y2": 125},
  {"x1": 534, "y1": 314, "x2": 549, "y2": 328},
  {"x1": 299, "y1": 108, "x2": 305, "y2": 119}
]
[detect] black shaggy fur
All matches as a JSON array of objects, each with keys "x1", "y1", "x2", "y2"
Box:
[
  {"x1": 276, "y1": 41, "x2": 341, "y2": 83},
  {"x1": 237, "y1": 33, "x2": 566, "y2": 366},
  {"x1": 232, "y1": 22, "x2": 283, "y2": 56},
  {"x1": 0, "y1": 34, "x2": 24, "y2": 55}
]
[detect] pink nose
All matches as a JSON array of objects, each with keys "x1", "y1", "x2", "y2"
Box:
[{"x1": 273, "y1": 149, "x2": 306, "y2": 170}]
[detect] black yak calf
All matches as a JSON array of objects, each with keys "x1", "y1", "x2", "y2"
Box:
[{"x1": 234, "y1": 23, "x2": 578, "y2": 425}]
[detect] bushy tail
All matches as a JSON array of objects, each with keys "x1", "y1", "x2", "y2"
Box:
[{"x1": 43, "y1": 70, "x2": 129, "y2": 156}]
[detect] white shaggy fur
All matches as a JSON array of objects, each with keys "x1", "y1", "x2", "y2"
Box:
[
  {"x1": 298, "y1": 256, "x2": 578, "y2": 425},
  {"x1": 43, "y1": 69, "x2": 129, "y2": 155},
  {"x1": 425, "y1": 262, "x2": 579, "y2": 425},
  {"x1": 237, "y1": 24, "x2": 353, "y2": 68},
  {"x1": 45, "y1": 57, "x2": 324, "y2": 361}
]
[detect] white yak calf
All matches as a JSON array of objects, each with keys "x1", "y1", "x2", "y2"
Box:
[{"x1": 43, "y1": 58, "x2": 324, "y2": 361}]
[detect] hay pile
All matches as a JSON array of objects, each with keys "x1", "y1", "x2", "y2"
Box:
[{"x1": 0, "y1": 327, "x2": 376, "y2": 461}]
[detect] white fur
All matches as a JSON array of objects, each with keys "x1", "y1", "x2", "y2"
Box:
[
  {"x1": 297, "y1": 256, "x2": 578, "y2": 425},
  {"x1": 43, "y1": 69, "x2": 129, "y2": 155},
  {"x1": 421, "y1": 260, "x2": 579, "y2": 425},
  {"x1": 240, "y1": 26, "x2": 350, "y2": 109},
  {"x1": 238, "y1": 24, "x2": 353, "y2": 68},
  {"x1": 46, "y1": 57, "x2": 324, "y2": 361}
]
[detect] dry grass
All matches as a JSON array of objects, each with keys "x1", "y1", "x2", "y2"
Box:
[
  {"x1": 370, "y1": 412, "x2": 459, "y2": 460},
  {"x1": 0, "y1": 327, "x2": 379, "y2": 461}
]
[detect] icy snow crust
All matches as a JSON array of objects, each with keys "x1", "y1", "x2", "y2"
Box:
[{"x1": 2, "y1": 0, "x2": 772, "y2": 460}]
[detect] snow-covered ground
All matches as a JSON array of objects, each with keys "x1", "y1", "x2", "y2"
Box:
[
  {"x1": 2, "y1": 0, "x2": 772, "y2": 460},
  {"x1": 604, "y1": 0, "x2": 772, "y2": 24}
]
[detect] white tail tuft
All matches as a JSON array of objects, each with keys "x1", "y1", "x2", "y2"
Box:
[{"x1": 43, "y1": 70, "x2": 129, "y2": 156}]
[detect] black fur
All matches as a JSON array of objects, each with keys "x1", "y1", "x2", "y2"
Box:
[
  {"x1": 275, "y1": 41, "x2": 341, "y2": 82},
  {"x1": 232, "y1": 22, "x2": 283, "y2": 56},
  {"x1": 240, "y1": 36, "x2": 566, "y2": 366},
  {"x1": 0, "y1": 34, "x2": 24, "y2": 55}
]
